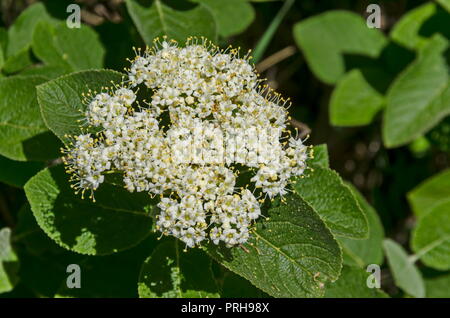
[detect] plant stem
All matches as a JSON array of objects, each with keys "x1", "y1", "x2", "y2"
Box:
[{"x1": 252, "y1": 0, "x2": 295, "y2": 64}]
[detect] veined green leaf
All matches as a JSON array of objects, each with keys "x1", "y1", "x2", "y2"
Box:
[
  {"x1": 293, "y1": 11, "x2": 387, "y2": 84},
  {"x1": 36, "y1": 70, "x2": 124, "y2": 144},
  {"x1": 6, "y1": 3, "x2": 57, "y2": 57},
  {"x1": 408, "y1": 169, "x2": 450, "y2": 219},
  {"x1": 330, "y1": 68, "x2": 387, "y2": 127},
  {"x1": 310, "y1": 144, "x2": 329, "y2": 169},
  {"x1": 207, "y1": 194, "x2": 342, "y2": 298},
  {"x1": 24, "y1": 166, "x2": 154, "y2": 255},
  {"x1": 139, "y1": 239, "x2": 219, "y2": 298},
  {"x1": 32, "y1": 22, "x2": 105, "y2": 71},
  {"x1": 192, "y1": 0, "x2": 254, "y2": 37},
  {"x1": 338, "y1": 184, "x2": 384, "y2": 267},
  {"x1": 0, "y1": 75, "x2": 61, "y2": 161},
  {"x1": 293, "y1": 167, "x2": 368, "y2": 239},
  {"x1": 383, "y1": 35, "x2": 450, "y2": 148},
  {"x1": 411, "y1": 201, "x2": 450, "y2": 271},
  {"x1": 126, "y1": 0, "x2": 217, "y2": 44}
]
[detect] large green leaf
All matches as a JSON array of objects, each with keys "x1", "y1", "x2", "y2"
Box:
[
  {"x1": 324, "y1": 266, "x2": 388, "y2": 298},
  {"x1": 32, "y1": 22, "x2": 105, "y2": 71},
  {"x1": 138, "y1": 239, "x2": 219, "y2": 298},
  {"x1": 2, "y1": 48, "x2": 33, "y2": 74},
  {"x1": 390, "y1": 2, "x2": 450, "y2": 50},
  {"x1": 3, "y1": 3, "x2": 57, "y2": 74},
  {"x1": 207, "y1": 194, "x2": 342, "y2": 298},
  {"x1": 37, "y1": 70, "x2": 124, "y2": 144},
  {"x1": 338, "y1": 184, "x2": 384, "y2": 267},
  {"x1": 293, "y1": 11, "x2": 387, "y2": 84},
  {"x1": 5, "y1": 3, "x2": 56, "y2": 57},
  {"x1": 310, "y1": 144, "x2": 329, "y2": 169},
  {"x1": 390, "y1": 3, "x2": 437, "y2": 50},
  {"x1": 425, "y1": 272, "x2": 450, "y2": 297},
  {"x1": 192, "y1": 0, "x2": 254, "y2": 37},
  {"x1": 330, "y1": 68, "x2": 387, "y2": 127},
  {"x1": 0, "y1": 41, "x2": 4, "y2": 71},
  {"x1": 0, "y1": 228, "x2": 19, "y2": 294},
  {"x1": 126, "y1": 0, "x2": 217, "y2": 44},
  {"x1": 293, "y1": 167, "x2": 368, "y2": 239},
  {"x1": 0, "y1": 75, "x2": 61, "y2": 161},
  {"x1": 408, "y1": 169, "x2": 450, "y2": 219},
  {"x1": 411, "y1": 201, "x2": 450, "y2": 270},
  {"x1": 383, "y1": 239, "x2": 425, "y2": 298},
  {"x1": 24, "y1": 166, "x2": 154, "y2": 255},
  {"x1": 19, "y1": 65, "x2": 68, "y2": 79},
  {"x1": 383, "y1": 35, "x2": 450, "y2": 148}
]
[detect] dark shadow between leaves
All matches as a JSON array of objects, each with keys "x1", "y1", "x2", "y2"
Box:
[
  {"x1": 22, "y1": 131, "x2": 62, "y2": 162},
  {"x1": 419, "y1": 6, "x2": 450, "y2": 42},
  {"x1": 343, "y1": 42, "x2": 416, "y2": 95}
]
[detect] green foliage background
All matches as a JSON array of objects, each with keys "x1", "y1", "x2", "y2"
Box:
[{"x1": 0, "y1": 0, "x2": 449, "y2": 298}]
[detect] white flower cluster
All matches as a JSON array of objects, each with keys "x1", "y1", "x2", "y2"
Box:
[{"x1": 64, "y1": 38, "x2": 311, "y2": 249}]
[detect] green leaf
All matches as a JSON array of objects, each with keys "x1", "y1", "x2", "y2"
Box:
[
  {"x1": 19, "y1": 65, "x2": 68, "y2": 79},
  {"x1": 1, "y1": 48, "x2": 33, "y2": 74},
  {"x1": 383, "y1": 239, "x2": 425, "y2": 298},
  {"x1": 383, "y1": 35, "x2": 450, "y2": 148},
  {"x1": 293, "y1": 11, "x2": 387, "y2": 84},
  {"x1": 408, "y1": 169, "x2": 450, "y2": 219},
  {"x1": 0, "y1": 41, "x2": 4, "y2": 71},
  {"x1": 138, "y1": 239, "x2": 219, "y2": 298},
  {"x1": 330, "y1": 68, "x2": 387, "y2": 127},
  {"x1": 37, "y1": 70, "x2": 124, "y2": 144},
  {"x1": 310, "y1": 144, "x2": 329, "y2": 168},
  {"x1": 207, "y1": 193, "x2": 342, "y2": 298},
  {"x1": 390, "y1": 3, "x2": 438, "y2": 50},
  {"x1": 293, "y1": 167, "x2": 368, "y2": 239},
  {"x1": 411, "y1": 201, "x2": 450, "y2": 271},
  {"x1": 0, "y1": 156, "x2": 43, "y2": 188},
  {"x1": 0, "y1": 75, "x2": 61, "y2": 161},
  {"x1": 32, "y1": 22, "x2": 105, "y2": 71},
  {"x1": 324, "y1": 266, "x2": 388, "y2": 298},
  {"x1": 0, "y1": 228, "x2": 19, "y2": 294},
  {"x1": 425, "y1": 272, "x2": 450, "y2": 297},
  {"x1": 5, "y1": 3, "x2": 57, "y2": 58},
  {"x1": 126, "y1": 0, "x2": 217, "y2": 44},
  {"x1": 338, "y1": 184, "x2": 384, "y2": 267},
  {"x1": 192, "y1": 0, "x2": 254, "y2": 37},
  {"x1": 0, "y1": 27, "x2": 6, "y2": 59},
  {"x1": 24, "y1": 165, "x2": 154, "y2": 255}
]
